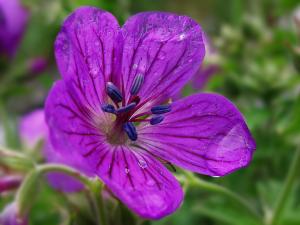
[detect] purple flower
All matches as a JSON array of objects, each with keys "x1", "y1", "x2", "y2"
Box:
[
  {"x1": 0, "y1": 0, "x2": 28, "y2": 58},
  {"x1": 19, "y1": 109, "x2": 93, "y2": 192},
  {"x1": 28, "y1": 57, "x2": 48, "y2": 75},
  {"x1": 191, "y1": 35, "x2": 220, "y2": 90},
  {"x1": 0, "y1": 203, "x2": 27, "y2": 225},
  {"x1": 0, "y1": 176, "x2": 22, "y2": 193},
  {"x1": 45, "y1": 7, "x2": 256, "y2": 219}
]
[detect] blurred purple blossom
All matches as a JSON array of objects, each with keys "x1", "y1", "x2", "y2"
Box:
[
  {"x1": 0, "y1": 203, "x2": 27, "y2": 225},
  {"x1": 45, "y1": 7, "x2": 256, "y2": 219},
  {"x1": 0, "y1": 0, "x2": 28, "y2": 58},
  {"x1": 28, "y1": 57, "x2": 48, "y2": 75},
  {"x1": 0, "y1": 175, "x2": 22, "y2": 193},
  {"x1": 19, "y1": 109, "x2": 93, "y2": 192}
]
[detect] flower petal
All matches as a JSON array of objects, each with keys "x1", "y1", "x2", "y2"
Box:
[
  {"x1": 19, "y1": 108, "x2": 94, "y2": 192},
  {"x1": 138, "y1": 93, "x2": 256, "y2": 176},
  {"x1": 45, "y1": 80, "x2": 107, "y2": 157},
  {"x1": 86, "y1": 145, "x2": 183, "y2": 219},
  {"x1": 45, "y1": 142, "x2": 94, "y2": 192},
  {"x1": 55, "y1": 6, "x2": 119, "y2": 108},
  {"x1": 113, "y1": 12, "x2": 205, "y2": 104}
]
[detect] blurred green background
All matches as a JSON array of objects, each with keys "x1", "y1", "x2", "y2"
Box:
[{"x1": 1, "y1": 0, "x2": 300, "y2": 225}]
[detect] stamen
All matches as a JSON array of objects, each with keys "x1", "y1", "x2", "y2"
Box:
[
  {"x1": 123, "y1": 122, "x2": 138, "y2": 141},
  {"x1": 151, "y1": 104, "x2": 171, "y2": 114},
  {"x1": 116, "y1": 102, "x2": 136, "y2": 114},
  {"x1": 150, "y1": 115, "x2": 164, "y2": 125},
  {"x1": 106, "y1": 82, "x2": 123, "y2": 103},
  {"x1": 101, "y1": 104, "x2": 116, "y2": 114},
  {"x1": 130, "y1": 74, "x2": 144, "y2": 95}
]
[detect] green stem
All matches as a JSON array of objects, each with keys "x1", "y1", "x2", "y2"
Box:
[
  {"x1": 16, "y1": 164, "x2": 93, "y2": 219},
  {"x1": 185, "y1": 172, "x2": 261, "y2": 222},
  {"x1": 85, "y1": 190, "x2": 102, "y2": 225},
  {"x1": 0, "y1": 146, "x2": 35, "y2": 170},
  {"x1": 36, "y1": 164, "x2": 91, "y2": 186},
  {"x1": 89, "y1": 180, "x2": 108, "y2": 225},
  {"x1": 269, "y1": 147, "x2": 300, "y2": 225}
]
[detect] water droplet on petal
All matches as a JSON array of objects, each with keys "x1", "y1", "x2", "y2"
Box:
[
  {"x1": 179, "y1": 33, "x2": 186, "y2": 41},
  {"x1": 125, "y1": 167, "x2": 130, "y2": 174},
  {"x1": 132, "y1": 64, "x2": 138, "y2": 70},
  {"x1": 146, "y1": 179, "x2": 155, "y2": 187},
  {"x1": 138, "y1": 159, "x2": 148, "y2": 169}
]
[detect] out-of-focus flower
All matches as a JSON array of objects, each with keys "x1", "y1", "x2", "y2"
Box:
[
  {"x1": 28, "y1": 57, "x2": 48, "y2": 75},
  {"x1": 172, "y1": 35, "x2": 220, "y2": 100},
  {"x1": 45, "y1": 7, "x2": 256, "y2": 219},
  {"x1": 19, "y1": 109, "x2": 93, "y2": 192},
  {"x1": 0, "y1": 0, "x2": 28, "y2": 58},
  {"x1": 0, "y1": 175, "x2": 22, "y2": 193},
  {"x1": 191, "y1": 35, "x2": 220, "y2": 90},
  {"x1": 0, "y1": 203, "x2": 27, "y2": 225}
]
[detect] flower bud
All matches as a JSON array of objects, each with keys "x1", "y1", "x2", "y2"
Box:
[{"x1": 0, "y1": 203, "x2": 28, "y2": 225}]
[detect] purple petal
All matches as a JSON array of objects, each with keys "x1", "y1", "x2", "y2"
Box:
[
  {"x1": 191, "y1": 64, "x2": 219, "y2": 90},
  {"x1": 55, "y1": 6, "x2": 119, "y2": 109},
  {"x1": 0, "y1": 0, "x2": 28, "y2": 57},
  {"x1": 113, "y1": 12, "x2": 205, "y2": 104},
  {"x1": 87, "y1": 145, "x2": 183, "y2": 219},
  {"x1": 45, "y1": 142, "x2": 94, "y2": 192},
  {"x1": 19, "y1": 109, "x2": 48, "y2": 149},
  {"x1": 138, "y1": 93, "x2": 256, "y2": 176},
  {"x1": 0, "y1": 203, "x2": 27, "y2": 225},
  {"x1": 19, "y1": 109, "x2": 94, "y2": 192},
  {"x1": 45, "y1": 80, "x2": 107, "y2": 157},
  {"x1": 0, "y1": 176, "x2": 22, "y2": 193}
]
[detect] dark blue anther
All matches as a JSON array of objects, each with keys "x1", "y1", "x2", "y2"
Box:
[
  {"x1": 116, "y1": 102, "x2": 136, "y2": 114},
  {"x1": 101, "y1": 104, "x2": 116, "y2": 114},
  {"x1": 151, "y1": 104, "x2": 171, "y2": 114},
  {"x1": 130, "y1": 74, "x2": 144, "y2": 95},
  {"x1": 150, "y1": 115, "x2": 164, "y2": 125},
  {"x1": 106, "y1": 82, "x2": 123, "y2": 103},
  {"x1": 123, "y1": 122, "x2": 138, "y2": 141}
]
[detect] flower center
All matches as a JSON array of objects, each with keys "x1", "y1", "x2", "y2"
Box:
[{"x1": 101, "y1": 74, "x2": 171, "y2": 144}]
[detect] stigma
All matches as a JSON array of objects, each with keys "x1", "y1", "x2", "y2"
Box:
[{"x1": 101, "y1": 75, "x2": 171, "y2": 142}]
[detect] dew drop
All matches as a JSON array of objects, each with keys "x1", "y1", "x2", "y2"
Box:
[
  {"x1": 179, "y1": 33, "x2": 186, "y2": 41},
  {"x1": 138, "y1": 159, "x2": 148, "y2": 169},
  {"x1": 125, "y1": 167, "x2": 130, "y2": 174},
  {"x1": 146, "y1": 179, "x2": 155, "y2": 186},
  {"x1": 132, "y1": 64, "x2": 138, "y2": 69}
]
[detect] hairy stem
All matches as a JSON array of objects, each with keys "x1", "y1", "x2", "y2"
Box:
[{"x1": 268, "y1": 147, "x2": 300, "y2": 225}]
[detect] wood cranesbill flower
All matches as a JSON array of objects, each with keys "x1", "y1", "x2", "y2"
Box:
[
  {"x1": 45, "y1": 7, "x2": 256, "y2": 219},
  {"x1": 0, "y1": 203, "x2": 27, "y2": 225},
  {"x1": 0, "y1": 0, "x2": 28, "y2": 58}
]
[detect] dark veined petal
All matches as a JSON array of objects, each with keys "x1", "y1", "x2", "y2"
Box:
[
  {"x1": 45, "y1": 80, "x2": 107, "y2": 158},
  {"x1": 138, "y1": 93, "x2": 256, "y2": 176},
  {"x1": 86, "y1": 145, "x2": 183, "y2": 219},
  {"x1": 113, "y1": 12, "x2": 205, "y2": 105},
  {"x1": 55, "y1": 6, "x2": 119, "y2": 110}
]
